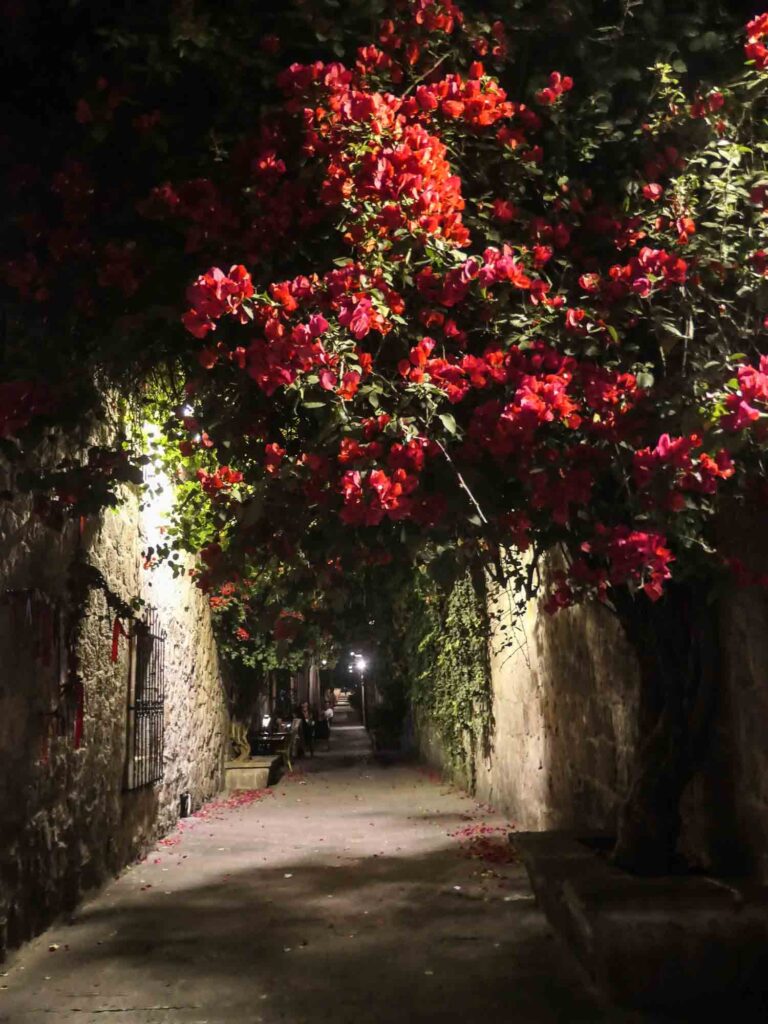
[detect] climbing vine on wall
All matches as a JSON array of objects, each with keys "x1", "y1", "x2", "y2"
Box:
[{"x1": 391, "y1": 566, "x2": 494, "y2": 790}]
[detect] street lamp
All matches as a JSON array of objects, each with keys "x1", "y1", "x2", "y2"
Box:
[{"x1": 349, "y1": 651, "x2": 368, "y2": 729}]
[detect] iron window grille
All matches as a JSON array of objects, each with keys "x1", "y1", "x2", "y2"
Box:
[{"x1": 125, "y1": 607, "x2": 166, "y2": 789}]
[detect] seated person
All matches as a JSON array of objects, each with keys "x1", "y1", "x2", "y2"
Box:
[{"x1": 299, "y1": 702, "x2": 315, "y2": 757}]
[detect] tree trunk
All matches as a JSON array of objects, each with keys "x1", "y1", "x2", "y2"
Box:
[{"x1": 611, "y1": 582, "x2": 720, "y2": 875}]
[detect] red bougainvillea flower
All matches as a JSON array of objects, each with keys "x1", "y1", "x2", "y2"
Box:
[
  {"x1": 196, "y1": 465, "x2": 244, "y2": 497},
  {"x1": 182, "y1": 265, "x2": 254, "y2": 338},
  {"x1": 721, "y1": 355, "x2": 768, "y2": 430},
  {"x1": 746, "y1": 13, "x2": 768, "y2": 68},
  {"x1": 534, "y1": 71, "x2": 574, "y2": 106},
  {"x1": 642, "y1": 183, "x2": 664, "y2": 201},
  {"x1": 264, "y1": 443, "x2": 287, "y2": 474},
  {"x1": 584, "y1": 525, "x2": 674, "y2": 602}
]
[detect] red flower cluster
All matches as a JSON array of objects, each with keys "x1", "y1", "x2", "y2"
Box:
[
  {"x1": 320, "y1": 111, "x2": 469, "y2": 248},
  {"x1": 415, "y1": 244, "x2": 545, "y2": 312},
  {"x1": 139, "y1": 177, "x2": 239, "y2": 255},
  {"x1": 264, "y1": 443, "x2": 286, "y2": 474},
  {"x1": 274, "y1": 610, "x2": 304, "y2": 641},
  {"x1": 356, "y1": 44, "x2": 402, "y2": 84},
  {"x1": 340, "y1": 467, "x2": 420, "y2": 525},
  {"x1": 580, "y1": 246, "x2": 688, "y2": 304},
  {"x1": 196, "y1": 465, "x2": 244, "y2": 498},
  {"x1": 399, "y1": 336, "x2": 507, "y2": 404},
  {"x1": 535, "y1": 71, "x2": 574, "y2": 107},
  {"x1": 642, "y1": 183, "x2": 664, "y2": 202},
  {"x1": 337, "y1": 437, "x2": 446, "y2": 526},
  {"x1": 633, "y1": 434, "x2": 734, "y2": 509},
  {"x1": 182, "y1": 265, "x2": 254, "y2": 340},
  {"x1": 579, "y1": 366, "x2": 641, "y2": 434},
  {"x1": 403, "y1": 71, "x2": 514, "y2": 128},
  {"x1": 546, "y1": 524, "x2": 675, "y2": 610},
  {"x1": 379, "y1": 0, "x2": 463, "y2": 67},
  {"x1": 247, "y1": 304, "x2": 331, "y2": 396},
  {"x1": 589, "y1": 525, "x2": 674, "y2": 602},
  {"x1": 721, "y1": 355, "x2": 768, "y2": 430},
  {"x1": 689, "y1": 90, "x2": 725, "y2": 119},
  {"x1": 467, "y1": 383, "x2": 578, "y2": 460},
  {"x1": 184, "y1": 258, "x2": 407, "y2": 402},
  {"x1": 746, "y1": 13, "x2": 768, "y2": 68}
]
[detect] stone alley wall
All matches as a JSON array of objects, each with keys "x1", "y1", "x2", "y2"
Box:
[
  {"x1": 476, "y1": 578, "x2": 641, "y2": 834},
  {"x1": 0, "y1": 465, "x2": 228, "y2": 958},
  {"x1": 415, "y1": 575, "x2": 640, "y2": 834},
  {"x1": 415, "y1": 542, "x2": 768, "y2": 881}
]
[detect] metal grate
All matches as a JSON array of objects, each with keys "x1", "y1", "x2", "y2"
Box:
[{"x1": 125, "y1": 607, "x2": 166, "y2": 789}]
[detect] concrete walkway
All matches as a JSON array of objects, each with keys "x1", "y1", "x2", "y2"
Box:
[{"x1": 0, "y1": 709, "x2": 651, "y2": 1023}]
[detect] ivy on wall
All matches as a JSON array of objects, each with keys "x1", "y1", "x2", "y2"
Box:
[{"x1": 380, "y1": 565, "x2": 494, "y2": 790}]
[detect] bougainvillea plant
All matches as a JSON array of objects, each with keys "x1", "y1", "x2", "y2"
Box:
[
  {"x1": 1, "y1": 0, "x2": 384, "y2": 522},
  {"x1": 3, "y1": 0, "x2": 768, "y2": 872},
  {"x1": 168, "y1": 3, "x2": 768, "y2": 871}
]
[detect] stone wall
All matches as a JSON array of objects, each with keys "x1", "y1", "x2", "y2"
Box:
[
  {"x1": 416, "y1": 547, "x2": 768, "y2": 880},
  {"x1": 0, "y1": 468, "x2": 228, "y2": 957},
  {"x1": 473, "y1": 582, "x2": 640, "y2": 833},
  {"x1": 680, "y1": 510, "x2": 768, "y2": 879},
  {"x1": 416, "y1": 577, "x2": 640, "y2": 833}
]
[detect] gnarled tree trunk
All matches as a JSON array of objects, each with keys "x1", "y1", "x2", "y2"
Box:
[{"x1": 611, "y1": 582, "x2": 720, "y2": 875}]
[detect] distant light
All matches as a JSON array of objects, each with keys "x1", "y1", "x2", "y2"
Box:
[
  {"x1": 356, "y1": 658, "x2": 367, "y2": 671},
  {"x1": 182, "y1": 404, "x2": 194, "y2": 417},
  {"x1": 321, "y1": 659, "x2": 327, "y2": 666}
]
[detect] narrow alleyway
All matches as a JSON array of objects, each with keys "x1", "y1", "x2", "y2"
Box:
[{"x1": 1, "y1": 710, "x2": 649, "y2": 1024}]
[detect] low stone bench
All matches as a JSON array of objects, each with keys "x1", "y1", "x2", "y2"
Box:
[{"x1": 224, "y1": 756, "x2": 280, "y2": 792}]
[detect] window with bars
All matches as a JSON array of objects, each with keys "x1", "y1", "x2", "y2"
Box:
[{"x1": 125, "y1": 607, "x2": 166, "y2": 790}]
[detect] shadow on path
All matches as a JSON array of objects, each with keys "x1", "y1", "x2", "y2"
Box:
[{"x1": 0, "y1": 706, "x2": 658, "y2": 1024}]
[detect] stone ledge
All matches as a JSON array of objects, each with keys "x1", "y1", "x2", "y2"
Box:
[
  {"x1": 515, "y1": 830, "x2": 768, "y2": 1014},
  {"x1": 224, "y1": 757, "x2": 280, "y2": 791}
]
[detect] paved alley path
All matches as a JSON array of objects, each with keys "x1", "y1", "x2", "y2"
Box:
[{"x1": 1, "y1": 709, "x2": 649, "y2": 1023}]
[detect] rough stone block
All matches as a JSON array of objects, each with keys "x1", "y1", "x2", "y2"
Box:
[
  {"x1": 224, "y1": 757, "x2": 279, "y2": 791},
  {"x1": 516, "y1": 830, "x2": 768, "y2": 1014}
]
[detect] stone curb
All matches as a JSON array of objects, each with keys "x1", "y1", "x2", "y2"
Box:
[{"x1": 515, "y1": 830, "x2": 768, "y2": 1014}]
